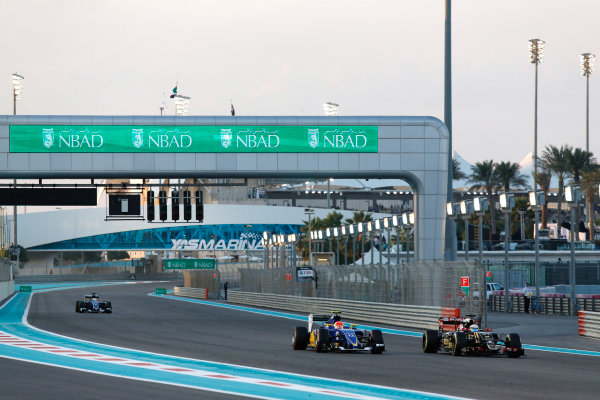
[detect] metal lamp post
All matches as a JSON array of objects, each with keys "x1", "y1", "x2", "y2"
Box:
[
  {"x1": 529, "y1": 39, "x2": 545, "y2": 190},
  {"x1": 11, "y1": 73, "x2": 24, "y2": 255},
  {"x1": 262, "y1": 231, "x2": 271, "y2": 269},
  {"x1": 581, "y1": 53, "x2": 595, "y2": 152},
  {"x1": 366, "y1": 221, "x2": 375, "y2": 266},
  {"x1": 341, "y1": 225, "x2": 348, "y2": 265},
  {"x1": 566, "y1": 185, "x2": 581, "y2": 315},
  {"x1": 349, "y1": 224, "x2": 357, "y2": 265},
  {"x1": 392, "y1": 215, "x2": 402, "y2": 264},
  {"x1": 473, "y1": 196, "x2": 489, "y2": 266},
  {"x1": 304, "y1": 208, "x2": 314, "y2": 265},
  {"x1": 402, "y1": 213, "x2": 415, "y2": 263},
  {"x1": 446, "y1": 202, "x2": 460, "y2": 255},
  {"x1": 474, "y1": 196, "x2": 489, "y2": 327},
  {"x1": 500, "y1": 193, "x2": 515, "y2": 313},
  {"x1": 460, "y1": 200, "x2": 474, "y2": 260},
  {"x1": 357, "y1": 222, "x2": 365, "y2": 266},
  {"x1": 529, "y1": 191, "x2": 545, "y2": 299},
  {"x1": 244, "y1": 224, "x2": 253, "y2": 270},
  {"x1": 383, "y1": 217, "x2": 391, "y2": 265},
  {"x1": 333, "y1": 227, "x2": 339, "y2": 265}
]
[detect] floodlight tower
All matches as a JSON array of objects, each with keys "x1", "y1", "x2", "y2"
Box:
[
  {"x1": 529, "y1": 39, "x2": 545, "y2": 190},
  {"x1": 580, "y1": 53, "x2": 595, "y2": 152}
]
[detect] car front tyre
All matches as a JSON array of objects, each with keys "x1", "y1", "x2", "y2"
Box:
[
  {"x1": 369, "y1": 329, "x2": 385, "y2": 354},
  {"x1": 452, "y1": 332, "x2": 466, "y2": 356},
  {"x1": 292, "y1": 326, "x2": 309, "y2": 350},
  {"x1": 315, "y1": 328, "x2": 330, "y2": 353},
  {"x1": 423, "y1": 329, "x2": 440, "y2": 353}
]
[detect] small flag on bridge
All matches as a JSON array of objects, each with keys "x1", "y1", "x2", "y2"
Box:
[
  {"x1": 169, "y1": 86, "x2": 178, "y2": 98},
  {"x1": 230, "y1": 102, "x2": 235, "y2": 116}
]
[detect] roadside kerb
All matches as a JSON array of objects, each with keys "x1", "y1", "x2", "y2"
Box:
[
  {"x1": 578, "y1": 311, "x2": 600, "y2": 339},
  {"x1": 228, "y1": 291, "x2": 457, "y2": 330}
]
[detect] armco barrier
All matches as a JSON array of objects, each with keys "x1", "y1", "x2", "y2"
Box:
[
  {"x1": 228, "y1": 291, "x2": 459, "y2": 330},
  {"x1": 578, "y1": 311, "x2": 600, "y2": 339},
  {"x1": 173, "y1": 286, "x2": 209, "y2": 300}
]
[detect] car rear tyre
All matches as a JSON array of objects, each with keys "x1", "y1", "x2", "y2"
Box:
[
  {"x1": 315, "y1": 328, "x2": 330, "y2": 353},
  {"x1": 292, "y1": 326, "x2": 309, "y2": 350},
  {"x1": 423, "y1": 330, "x2": 440, "y2": 353},
  {"x1": 506, "y1": 333, "x2": 522, "y2": 358},
  {"x1": 452, "y1": 332, "x2": 466, "y2": 356},
  {"x1": 105, "y1": 301, "x2": 112, "y2": 313},
  {"x1": 369, "y1": 329, "x2": 385, "y2": 354},
  {"x1": 75, "y1": 301, "x2": 81, "y2": 313}
]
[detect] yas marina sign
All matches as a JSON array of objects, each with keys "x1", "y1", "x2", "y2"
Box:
[{"x1": 10, "y1": 125, "x2": 378, "y2": 153}]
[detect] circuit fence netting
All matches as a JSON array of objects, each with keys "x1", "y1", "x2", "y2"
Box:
[{"x1": 238, "y1": 261, "x2": 485, "y2": 316}]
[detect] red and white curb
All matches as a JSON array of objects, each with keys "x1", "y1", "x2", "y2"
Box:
[{"x1": 0, "y1": 330, "x2": 377, "y2": 399}]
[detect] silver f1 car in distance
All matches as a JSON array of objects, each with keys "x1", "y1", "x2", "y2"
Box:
[{"x1": 75, "y1": 293, "x2": 112, "y2": 313}]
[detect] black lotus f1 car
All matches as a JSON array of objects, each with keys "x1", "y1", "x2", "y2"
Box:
[
  {"x1": 75, "y1": 293, "x2": 112, "y2": 313},
  {"x1": 292, "y1": 311, "x2": 385, "y2": 354},
  {"x1": 422, "y1": 316, "x2": 523, "y2": 357}
]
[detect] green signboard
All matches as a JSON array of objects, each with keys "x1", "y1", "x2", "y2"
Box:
[
  {"x1": 19, "y1": 286, "x2": 32, "y2": 293},
  {"x1": 164, "y1": 258, "x2": 216, "y2": 270},
  {"x1": 9, "y1": 125, "x2": 378, "y2": 153},
  {"x1": 155, "y1": 288, "x2": 167, "y2": 295}
]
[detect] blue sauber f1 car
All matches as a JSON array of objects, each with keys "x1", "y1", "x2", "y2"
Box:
[
  {"x1": 75, "y1": 293, "x2": 112, "y2": 313},
  {"x1": 292, "y1": 311, "x2": 385, "y2": 354}
]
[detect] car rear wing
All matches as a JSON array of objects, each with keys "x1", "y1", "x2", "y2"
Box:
[{"x1": 308, "y1": 314, "x2": 330, "y2": 331}]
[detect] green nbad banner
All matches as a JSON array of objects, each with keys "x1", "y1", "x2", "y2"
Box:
[
  {"x1": 9, "y1": 125, "x2": 378, "y2": 153},
  {"x1": 164, "y1": 258, "x2": 216, "y2": 270}
]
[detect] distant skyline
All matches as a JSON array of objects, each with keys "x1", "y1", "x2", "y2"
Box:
[{"x1": 1, "y1": 0, "x2": 598, "y2": 164}]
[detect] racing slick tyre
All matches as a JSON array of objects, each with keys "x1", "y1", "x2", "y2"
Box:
[
  {"x1": 315, "y1": 328, "x2": 330, "y2": 353},
  {"x1": 105, "y1": 301, "x2": 112, "y2": 313},
  {"x1": 452, "y1": 332, "x2": 466, "y2": 356},
  {"x1": 292, "y1": 326, "x2": 309, "y2": 350},
  {"x1": 75, "y1": 301, "x2": 81, "y2": 313},
  {"x1": 422, "y1": 329, "x2": 440, "y2": 353},
  {"x1": 369, "y1": 329, "x2": 385, "y2": 354},
  {"x1": 505, "y1": 333, "x2": 523, "y2": 358}
]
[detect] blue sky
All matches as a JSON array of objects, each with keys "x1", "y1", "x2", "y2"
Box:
[{"x1": 1, "y1": 0, "x2": 598, "y2": 164}]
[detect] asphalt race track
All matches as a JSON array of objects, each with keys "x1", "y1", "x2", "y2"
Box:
[{"x1": 3, "y1": 281, "x2": 600, "y2": 399}]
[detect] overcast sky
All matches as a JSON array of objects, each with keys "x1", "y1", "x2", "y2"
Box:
[{"x1": 1, "y1": 0, "x2": 598, "y2": 165}]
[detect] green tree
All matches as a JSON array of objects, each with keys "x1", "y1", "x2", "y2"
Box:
[
  {"x1": 566, "y1": 147, "x2": 597, "y2": 240},
  {"x1": 494, "y1": 161, "x2": 528, "y2": 192},
  {"x1": 542, "y1": 144, "x2": 572, "y2": 232},
  {"x1": 467, "y1": 160, "x2": 499, "y2": 236},
  {"x1": 580, "y1": 169, "x2": 600, "y2": 240},
  {"x1": 452, "y1": 158, "x2": 467, "y2": 181},
  {"x1": 107, "y1": 251, "x2": 130, "y2": 261}
]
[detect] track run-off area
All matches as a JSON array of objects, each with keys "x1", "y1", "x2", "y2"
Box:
[{"x1": 1, "y1": 282, "x2": 599, "y2": 400}]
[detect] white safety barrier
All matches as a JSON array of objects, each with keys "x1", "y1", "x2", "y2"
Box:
[
  {"x1": 228, "y1": 291, "x2": 460, "y2": 330},
  {"x1": 173, "y1": 286, "x2": 208, "y2": 300},
  {"x1": 578, "y1": 311, "x2": 600, "y2": 339}
]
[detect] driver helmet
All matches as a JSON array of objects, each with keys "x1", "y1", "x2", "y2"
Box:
[
  {"x1": 334, "y1": 321, "x2": 344, "y2": 330},
  {"x1": 470, "y1": 323, "x2": 479, "y2": 331},
  {"x1": 464, "y1": 318, "x2": 474, "y2": 328}
]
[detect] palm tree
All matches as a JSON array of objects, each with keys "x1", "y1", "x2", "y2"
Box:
[
  {"x1": 566, "y1": 147, "x2": 596, "y2": 184},
  {"x1": 542, "y1": 144, "x2": 572, "y2": 235},
  {"x1": 494, "y1": 161, "x2": 528, "y2": 192},
  {"x1": 453, "y1": 159, "x2": 467, "y2": 181},
  {"x1": 566, "y1": 148, "x2": 597, "y2": 240},
  {"x1": 581, "y1": 169, "x2": 600, "y2": 240},
  {"x1": 467, "y1": 160, "x2": 499, "y2": 236},
  {"x1": 534, "y1": 168, "x2": 552, "y2": 229}
]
